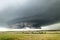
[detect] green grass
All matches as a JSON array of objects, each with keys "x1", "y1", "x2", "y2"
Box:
[{"x1": 0, "y1": 31, "x2": 59, "y2": 40}]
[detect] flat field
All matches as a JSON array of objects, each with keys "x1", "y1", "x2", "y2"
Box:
[{"x1": 0, "y1": 31, "x2": 60, "y2": 40}]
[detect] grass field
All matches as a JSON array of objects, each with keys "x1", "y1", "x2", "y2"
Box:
[{"x1": 0, "y1": 31, "x2": 60, "y2": 40}]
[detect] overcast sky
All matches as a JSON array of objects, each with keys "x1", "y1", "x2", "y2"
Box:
[{"x1": 0, "y1": 0, "x2": 60, "y2": 30}]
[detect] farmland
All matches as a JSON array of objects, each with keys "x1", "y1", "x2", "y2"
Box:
[{"x1": 0, "y1": 30, "x2": 60, "y2": 40}]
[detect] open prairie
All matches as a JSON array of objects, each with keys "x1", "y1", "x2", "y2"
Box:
[{"x1": 0, "y1": 31, "x2": 60, "y2": 40}]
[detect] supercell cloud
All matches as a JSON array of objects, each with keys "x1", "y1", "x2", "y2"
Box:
[{"x1": 0, "y1": 0, "x2": 60, "y2": 29}]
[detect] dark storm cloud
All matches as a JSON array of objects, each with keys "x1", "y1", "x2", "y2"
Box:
[{"x1": 0, "y1": 0, "x2": 60, "y2": 29}]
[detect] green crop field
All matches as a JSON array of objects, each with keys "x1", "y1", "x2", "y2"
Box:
[{"x1": 0, "y1": 31, "x2": 60, "y2": 40}]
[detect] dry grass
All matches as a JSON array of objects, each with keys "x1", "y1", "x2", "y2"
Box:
[{"x1": 0, "y1": 31, "x2": 59, "y2": 40}]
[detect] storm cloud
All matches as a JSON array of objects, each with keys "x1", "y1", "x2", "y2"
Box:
[{"x1": 0, "y1": 0, "x2": 60, "y2": 29}]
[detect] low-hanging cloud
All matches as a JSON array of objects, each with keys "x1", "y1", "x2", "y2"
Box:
[{"x1": 0, "y1": 0, "x2": 60, "y2": 29}]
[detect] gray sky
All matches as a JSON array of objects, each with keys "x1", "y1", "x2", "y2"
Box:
[
  {"x1": 0, "y1": 0, "x2": 60, "y2": 30},
  {"x1": 0, "y1": 0, "x2": 57, "y2": 22}
]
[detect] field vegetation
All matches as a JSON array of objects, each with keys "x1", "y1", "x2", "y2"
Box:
[{"x1": 0, "y1": 30, "x2": 60, "y2": 40}]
